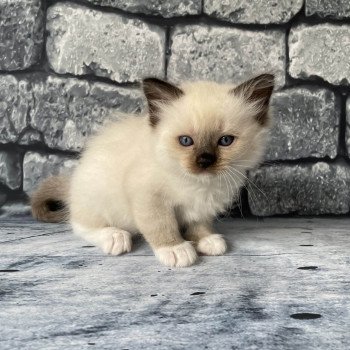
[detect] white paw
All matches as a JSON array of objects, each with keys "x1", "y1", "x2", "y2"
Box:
[
  {"x1": 155, "y1": 241, "x2": 197, "y2": 267},
  {"x1": 101, "y1": 228, "x2": 132, "y2": 255},
  {"x1": 197, "y1": 234, "x2": 227, "y2": 256}
]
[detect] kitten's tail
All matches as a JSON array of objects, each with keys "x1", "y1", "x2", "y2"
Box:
[{"x1": 30, "y1": 175, "x2": 70, "y2": 223}]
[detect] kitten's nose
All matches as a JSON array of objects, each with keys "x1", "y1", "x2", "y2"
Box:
[{"x1": 196, "y1": 153, "x2": 217, "y2": 168}]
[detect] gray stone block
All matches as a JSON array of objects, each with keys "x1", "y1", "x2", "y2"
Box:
[
  {"x1": 18, "y1": 129, "x2": 43, "y2": 146},
  {"x1": 30, "y1": 76, "x2": 144, "y2": 152},
  {"x1": 0, "y1": 0, "x2": 43, "y2": 70},
  {"x1": 84, "y1": 0, "x2": 201, "y2": 17},
  {"x1": 46, "y1": 3, "x2": 165, "y2": 83},
  {"x1": 0, "y1": 75, "x2": 32, "y2": 143},
  {"x1": 306, "y1": 0, "x2": 350, "y2": 19},
  {"x1": 266, "y1": 88, "x2": 339, "y2": 160},
  {"x1": 345, "y1": 97, "x2": 350, "y2": 155},
  {"x1": 168, "y1": 25, "x2": 285, "y2": 87},
  {"x1": 204, "y1": 0, "x2": 303, "y2": 24},
  {"x1": 0, "y1": 192, "x2": 6, "y2": 208},
  {"x1": 0, "y1": 151, "x2": 21, "y2": 190},
  {"x1": 23, "y1": 152, "x2": 77, "y2": 195},
  {"x1": 248, "y1": 162, "x2": 350, "y2": 215},
  {"x1": 289, "y1": 24, "x2": 350, "y2": 85}
]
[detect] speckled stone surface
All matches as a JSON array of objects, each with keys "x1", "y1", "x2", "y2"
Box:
[
  {"x1": 345, "y1": 97, "x2": 350, "y2": 155},
  {"x1": 0, "y1": 192, "x2": 7, "y2": 207},
  {"x1": 84, "y1": 0, "x2": 201, "y2": 17},
  {"x1": 266, "y1": 87, "x2": 339, "y2": 160},
  {"x1": 306, "y1": 0, "x2": 350, "y2": 19},
  {"x1": 204, "y1": 0, "x2": 303, "y2": 24},
  {"x1": 0, "y1": 75, "x2": 31, "y2": 143},
  {"x1": 168, "y1": 25, "x2": 285, "y2": 87},
  {"x1": 46, "y1": 3, "x2": 165, "y2": 82},
  {"x1": 248, "y1": 162, "x2": 350, "y2": 216},
  {"x1": 0, "y1": 0, "x2": 43, "y2": 70},
  {"x1": 30, "y1": 76, "x2": 144, "y2": 152},
  {"x1": 1, "y1": 217, "x2": 349, "y2": 349},
  {"x1": 289, "y1": 24, "x2": 350, "y2": 85},
  {"x1": 23, "y1": 152, "x2": 77, "y2": 195},
  {"x1": 17, "y1": 129, "x2": 42, "y2": 146},
  {"x1": 0, "y1": 151, "x2": 21, "y2": 190},
  {"x1": 0, "y1": 74, "x2": 144, "y2": 152}
]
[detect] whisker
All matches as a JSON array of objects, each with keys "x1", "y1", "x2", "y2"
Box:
[
  {"x1": 245, "y1": 182, "x2": 259, "y2": 211},
  {"x1": 226, "y1": 167, "x2": 269, "y2": 214},
  {"x1": 225, "y1": 168, "x2": 257, "y2": 211},
  {"x1": 220, "y1": 171, "x2": 232, "y2": 219},
  {"x1": 227, "y1": 166, "x2": 268, "y2": 201},
  {"x1": 224, "y1": 169, "x2": 244, "y2": 218}
]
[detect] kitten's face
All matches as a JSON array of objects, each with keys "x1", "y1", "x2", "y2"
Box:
[{"x1": 143, "y1": 76, "x2": 274, "y2": 179}]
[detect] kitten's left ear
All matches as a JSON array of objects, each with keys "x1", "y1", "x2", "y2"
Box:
[
  {"x1": 143, "y1": 78, "x2": 184, "y2": 127},
  {"x1": 232, "y1": 74, "x2": 275, "y2": 126}
]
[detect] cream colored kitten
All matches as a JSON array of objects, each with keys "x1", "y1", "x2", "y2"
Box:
[{"x1": 31, "y1": 74, "x2": 274, "y2": 267}]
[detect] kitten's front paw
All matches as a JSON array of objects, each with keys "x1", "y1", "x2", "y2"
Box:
[
  {"x1": 197, "y1": 234, "x2": 227, "y2": 256},
  {"x1": 102, "y1": 228, "x2": 132, "y2": 255},
  {"x1": 155, "y1": 241, "x2": 197, "y2": 267}
]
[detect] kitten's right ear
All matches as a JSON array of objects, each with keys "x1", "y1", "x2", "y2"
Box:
[
  {"x1": 143, "y1": 78, "x2": 184, "y2": 127},
  {"x1": 232, "y1": 74, "x2": 275, "y2": 126}
]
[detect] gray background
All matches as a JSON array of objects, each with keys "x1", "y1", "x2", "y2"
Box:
[{"x1": 0, "y1": 0, "x2": 350, "y2": 217}]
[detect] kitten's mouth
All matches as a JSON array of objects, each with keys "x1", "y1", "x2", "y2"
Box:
[
  {"x1": 197, "y1": 165, "x2": 216, "y2": 172},
  {"x1": 187, "y1": 165, "x2": 219, "y2": 177}
]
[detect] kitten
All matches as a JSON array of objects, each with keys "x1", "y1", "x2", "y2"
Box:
[{"x1": 31, "y1": 74, "x2": 274, "y2": 267}]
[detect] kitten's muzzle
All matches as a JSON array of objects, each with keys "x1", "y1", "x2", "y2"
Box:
[{"x1": 196, "y1": 153, "x2": 217, "y2": 169}]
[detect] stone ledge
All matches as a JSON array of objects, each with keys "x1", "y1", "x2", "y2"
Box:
[
  {"x1": 46, "y1": 3, "x2": 165, "y2": 83},
  {"x1": 1, "y1": 217, "x2": 350, "y2": 349}
]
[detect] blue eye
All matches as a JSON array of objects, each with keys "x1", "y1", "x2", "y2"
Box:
[
  {"x1": 179, "y1": 135, "x2": 194, "y2": 146},
  {"x1": 218, "y1": 135, "x2": 234, "y2": 146}
]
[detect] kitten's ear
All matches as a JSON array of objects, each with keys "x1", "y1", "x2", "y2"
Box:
[
  {"x1": 143, "y1": 78, "x2": 184, "y2": 127},
  {"x1": 232, "y1": 74, "x2": 275, "y2": 126}
]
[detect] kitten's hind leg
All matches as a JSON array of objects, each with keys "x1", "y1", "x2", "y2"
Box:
[
  {"x1": 184, "y1": 222, "x2": 227, "y2": 256},
  {"x1": 72, "y1": 222, "x2": 132, "y2": 255}
]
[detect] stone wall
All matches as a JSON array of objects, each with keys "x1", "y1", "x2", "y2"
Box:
[{"x1": 1, "y1": 0, "x2": 350, "y2": 216}]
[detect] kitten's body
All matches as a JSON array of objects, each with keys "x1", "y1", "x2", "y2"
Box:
[
  {"x1": 31, "y1": 76, "x2": 274, "y2": 267},
  {"x1": 70, "y1": 115, "x2": 238, "y2": 230}
]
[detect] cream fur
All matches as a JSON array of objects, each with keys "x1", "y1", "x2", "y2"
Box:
[
  {"x1": 67, "y1": 78, "x2": 273, "y2": 267},
  {"x1": 197, "y1": 234, "x2": 227, "y2": 256}
]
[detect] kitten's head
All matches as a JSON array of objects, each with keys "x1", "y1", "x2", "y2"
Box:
[{"x1": 143, "y1": 74, "x2": 274, "y2": 179}]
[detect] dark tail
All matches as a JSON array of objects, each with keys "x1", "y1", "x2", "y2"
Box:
[{"x1": 30, "y1": 175, "x2": 70, "y2": 223}]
